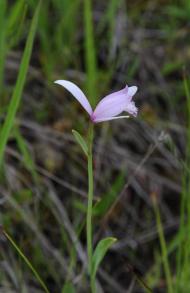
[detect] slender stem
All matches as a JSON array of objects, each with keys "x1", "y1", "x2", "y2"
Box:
[{"x1": 87, "y1": 123, "x2": 95, "y2": 292}]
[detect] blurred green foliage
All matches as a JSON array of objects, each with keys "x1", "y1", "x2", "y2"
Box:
[{"x1": 0, "y1": 0, "x2": 190, "y2": 292}]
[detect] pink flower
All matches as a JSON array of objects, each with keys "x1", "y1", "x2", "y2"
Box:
[{"x1": 54, "y1": 80, "x2": 138, "y2": 123}]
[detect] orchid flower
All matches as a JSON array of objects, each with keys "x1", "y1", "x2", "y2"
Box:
[{"x1": 54, "y1": 80, "x2": 138, "y2": 123}]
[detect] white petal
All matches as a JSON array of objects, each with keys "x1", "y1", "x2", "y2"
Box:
[
  {"x1": 128, "y1": 86, "x2": 138, "y2": 97},
  {"x1": 54, "y1": 80, "x2": 93, "y2": 116},
  {"x1": 93, "y1": 115, "x2": 130, "y2": 123}
]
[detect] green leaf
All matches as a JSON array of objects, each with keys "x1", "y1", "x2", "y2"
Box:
[
  {"x1": 93, "y1": 172, "x2": 125, "y2": 216},
  {"x1": 62, "y1": 282, "x2": 75, "y2": 293},
  {"x1": 7, "y1": 0, "x2": 26, "y2": 33},
  {"x1": 3, "y1": 229, "x2": 50, "y2": 293},
  {"x1": 92, "y1": 237, "x2": 117, "y2": 280},
  {"x1": 0, "y1": 0, "x2": 41, "y2": 167},
  {"x1": 72, "y1": 129, "x2": 88, "y2": 156},
  {"x1": 14, "y1": 127, "x2": 38, "y2": 182},
  {"x1": 0, "y1": 0, "x2": 6, "y2": 90},
  {"x1": 84, "y1": 0, "x2": 97, "y2": 107},
  {"x1": 7, "y1": 0, "x2": 28, "y2": 49}
]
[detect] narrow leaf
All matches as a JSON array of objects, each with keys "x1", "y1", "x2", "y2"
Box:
[
  {"x1": 2, "y1": 228, "x2": 50, "y2": 293},
  {"x1": 7, "y1": 0, "x2": 28, "y2": 49},
  {"x1": 92, "y1": 237, "x2": 117, "y2": 280},
  {"x1": 93, "y1": 172, "x2": 125, "y2": 216},
  {"x1": 14, "y1": 127, "x2": 38, "y2": 182},
  {"x1": 84, "y1": 0, "x2": 97, "y2": 107},
  {"x1": 0, "y1": 0, "x2": 41, "y2": 166},
  {"x1": 62, "y1": 282, "x2": 75, "y2": 293},
  {"x1": 0, "y1": 0, "x2": 6, "y2": 90},
  {"x1": 72, "y1": 129, "x2": 88, "y2": 156}
]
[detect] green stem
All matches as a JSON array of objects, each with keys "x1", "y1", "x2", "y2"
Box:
[{"x1": 87, "y1": 123, "x2": 95, "y2": 292}]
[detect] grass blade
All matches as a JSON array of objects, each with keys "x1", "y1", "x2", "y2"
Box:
[
  {"x1": 84, "y1": 0, "x2": 97, "y2": 107},
  {"x1": 0, "y1": 0, "x2": 6, "y2": 91},
  {"x1": 2, "y1": 228, "x2": 50, "y2": 293},
  {"x1": 7, "y1": 0, "x2": 28, "y2": 49},
  {"x1": 176, "y1": 73, "x2": 190, "y2": 290},
  {"x1": 152, "y1": 194, "x2": 173, "y2": 293},
  {"x1": 0, "y1": 0, "x2": 41, "y2": 166}
]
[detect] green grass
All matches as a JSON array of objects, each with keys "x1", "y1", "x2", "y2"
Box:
[
  {"x1": 175, "y1": 73, "x2": 190, "y2": 291},
  {"x1": 0, "y1": 0, "x2": 189, "y2": 292},
  {"x1": 152, "y1": 195, "x2": 173, "y2": 293},
  {"x1": 7, "y1": 0, "x2": 27, "y2": 49},
  {"x1": 3, "y1": 228, "x2": 50, "y2": 293},
  {"x1": 0, "y1": 0, "x2": 6, "y2": 92},
  {"x1": 84, "y1": 0, "x2": 97, "y2": 107},
  {"x1": 0, "y1": 0, "x2": 41, "y2": 167}
]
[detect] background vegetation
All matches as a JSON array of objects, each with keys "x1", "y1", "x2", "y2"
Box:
[{"x1": 0, "y1": 0, "x2": 190, "y2": 292}]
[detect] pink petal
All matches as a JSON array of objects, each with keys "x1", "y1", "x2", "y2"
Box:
[
  {"x1": 125, "y1": 101, "x2": 138, "y2": 117},
  {"x1": 54, "y1": 80, "x2": 93, "y2": 116},
  {"x1": 92, "y1": 85, "x2": 138, "y2": 121}
]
